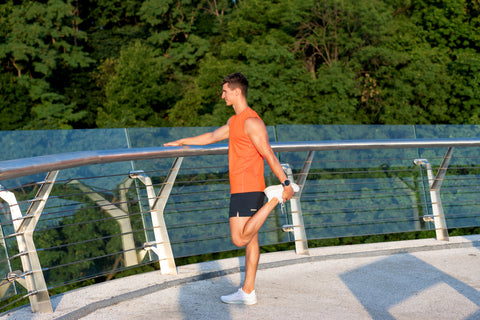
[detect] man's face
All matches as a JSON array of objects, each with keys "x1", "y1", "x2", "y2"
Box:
[{"x1": 222, "y1": 83, "x2": 236, "y2": 106}]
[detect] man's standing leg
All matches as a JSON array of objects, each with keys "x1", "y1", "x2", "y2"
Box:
[
  {"x1": 243, "y1": 233, "x2": 260, "y2": 293},
  {"x1": 221, "y1": 199, "x2": 278, "y2": 305}
]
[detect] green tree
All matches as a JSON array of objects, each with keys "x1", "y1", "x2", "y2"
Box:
[
  {"x1": 2, "y1": 0, "x2": 480, "y2": 129},
  {"x1": 0, "y1": 0, "x2": 93, "y2": 129},
  {"x1": 81, "y1": 0, "x2": 142, "y2": 30},
  {"x1": 293, "y1": 0, "x2": 393, "y2": 74},
  {"x1": 0, "y1": 73, "x2": 31, "y2": 130},
  {"x1": 170, "y1": 0, "x2": 367, "y2": 126},
  {"x1": 448, "y1": 51, "x2": 480, "y2": 124},
  {"x1": 378, "y1": 46, "x2": 454, "y2": 124},
  {"x1": 96, "y1": 41, "x2": 178, "y2": 127},
  {"x1": 136, "y1": 0, "x2": 228, "y2": 127},
  {"x1": 368, "y1": 0, "x2": 480, "y2": 124},
  {"x1": 140, "y1": 0, "x2": 214, "y2": 73},
  {"x1": 407, "y1": 0, "x2": 480, "y2": 51}
]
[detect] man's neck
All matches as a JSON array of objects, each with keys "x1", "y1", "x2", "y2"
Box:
[{"x1": 233, "y1": 100, "x2": 249, "y2": 115}]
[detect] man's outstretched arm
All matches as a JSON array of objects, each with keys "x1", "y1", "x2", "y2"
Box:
[{"x1": 164, "y1": 124, "x2": 229, "y2": 146}]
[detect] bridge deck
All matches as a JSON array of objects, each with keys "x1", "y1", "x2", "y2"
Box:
[{"x1": 4, "y1": 235, "x2": 480, "y2": 320}]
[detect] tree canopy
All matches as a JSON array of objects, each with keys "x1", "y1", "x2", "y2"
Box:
[{"x1": 1, "y1": 0, "x2": 480, "y2": 130}]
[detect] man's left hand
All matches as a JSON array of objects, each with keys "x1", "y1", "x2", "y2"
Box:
[{"x1": 282, "y1": 185, "x2": 295, "y2": 203}]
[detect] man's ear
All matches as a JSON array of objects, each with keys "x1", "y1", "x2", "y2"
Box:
[{"x1": 234, "y1": 87, "x2": 242, "y2": 96}]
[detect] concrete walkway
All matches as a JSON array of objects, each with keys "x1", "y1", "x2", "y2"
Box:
[{"x1": 3, "y1": 235, "x2": 480, "y2": 320}]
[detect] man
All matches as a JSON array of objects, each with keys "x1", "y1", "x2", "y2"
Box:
[{"x1": 164, "y1": 72, "x2": 298, "y2": 305}]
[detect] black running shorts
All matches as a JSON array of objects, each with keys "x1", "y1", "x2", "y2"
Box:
[{"x1": 229, "y1": 192, "x2": 265, "y2": 218}]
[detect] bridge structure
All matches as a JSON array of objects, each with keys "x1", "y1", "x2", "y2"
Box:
[{"x1": 0, "y1": 125, "x2": 480, "y2": 318}]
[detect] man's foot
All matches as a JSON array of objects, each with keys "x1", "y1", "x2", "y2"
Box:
[
  {"x1": 264, "y1": 183, "x2": 299, "y2": 203},
  {"x1": 220, "y1": 288, "x2": 257, "y2": 305}
]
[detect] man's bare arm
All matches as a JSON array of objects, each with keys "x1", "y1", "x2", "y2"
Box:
[
  {"x1": 245, "y1": 118, "x2": 294, "y2": 201},
  {"x1": 164, "y1": 124, "x2": 229, "y2": 146}
]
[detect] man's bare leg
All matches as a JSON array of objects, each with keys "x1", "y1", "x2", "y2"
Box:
[
  {"x1": 229, "y1": 199, "x2": 279, "y2": 248},
  {"x1": 243, "y1": 233, "x2": 260, "y2": 293},
  {"x1": 228, "y1": 198, "x2": 279, "y2": 293}
]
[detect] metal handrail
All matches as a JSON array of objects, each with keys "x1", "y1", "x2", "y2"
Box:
[{"x1": 2, "y1": 138, "x2": 480, "y2": 181}]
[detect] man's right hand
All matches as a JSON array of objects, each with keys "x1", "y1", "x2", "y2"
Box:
[{"x1": 164, "y1": 140, "x2": 183, "y2": 146}]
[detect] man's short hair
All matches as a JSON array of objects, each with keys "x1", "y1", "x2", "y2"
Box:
[{"x1": 223, "y1": 73, "x2": 248, "y2": 97}]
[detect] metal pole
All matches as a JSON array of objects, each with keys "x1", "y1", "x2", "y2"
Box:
[
  {"x1": 282, "y1": 154, "x2": 312, "y2": 255},
  {"x1": 131, "y1": 157, "x2": 183, "y2": 275},
  {"x1": 414, "y1": 148, "x2": 453, "y2": 241},
  {"x1": 0, "y1": 172, "x2": 58, "y2": 313}
]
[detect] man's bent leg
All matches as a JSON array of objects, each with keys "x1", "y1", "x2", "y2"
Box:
[{"x1": 229, "y1": 199, "x2": 278, "y2": 247}]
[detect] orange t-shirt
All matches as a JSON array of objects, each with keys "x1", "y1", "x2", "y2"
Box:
[{"x1": 228, "y1": 107, "x2": 266, "y2": 194}]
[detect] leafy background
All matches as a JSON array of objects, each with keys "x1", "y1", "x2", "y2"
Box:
[{"x1": 1, "y1": 0, "x2": 480, "y2": 130}]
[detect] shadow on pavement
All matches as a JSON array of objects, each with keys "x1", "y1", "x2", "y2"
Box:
[{"x1": 340, "y1": 253, "x2": 480, "y2": 320}]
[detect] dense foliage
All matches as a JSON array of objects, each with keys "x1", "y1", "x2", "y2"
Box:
[{"x1": 1, "y1": 0, "x2": 480, "y2": 129}]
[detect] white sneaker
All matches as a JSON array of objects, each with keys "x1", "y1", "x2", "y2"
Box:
[
  {"x1": 264, "y1": 183, "x2": 299, "y2": 203},
  {"x1": 220, "y1": 288, "x2": 257, "y2": 305}
]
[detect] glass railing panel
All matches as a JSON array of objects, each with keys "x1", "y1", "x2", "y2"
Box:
[
  {"x1": 415, "y1": 125, "x2": 480, "y2": 229},
  {"x1": 0, "y1": 129, "x2": 129, "y2": 189},
  {"x1": 275, "y1": 125, "x2": 430, "y2": 239},
  {"x1": 30, "y1": 173, "x2": 150, "y2": 289},
  {"x1": 125, "y1": 126, "x2": 287, "y2": 257},
  {"x1": 0, "y1": 129, "x2": 137, "y2": 291}
]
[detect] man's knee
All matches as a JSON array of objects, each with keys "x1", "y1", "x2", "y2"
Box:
[{"x1": 231, "y1": 235, "x2": 248, "y2": 247}]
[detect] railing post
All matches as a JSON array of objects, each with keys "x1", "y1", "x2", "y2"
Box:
[
  {"x1": 281, "y1": 152, "x2": 313, "y2": 255},
  {"x1": 0, "y1": 171, "x2": 58, "y2": 313},
  {"x1": 414, "y1": 147, "x2": 453, "y2": 241},
  {"x1": 131, "y1": 157, "x2": 183, "y2": 275}
]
